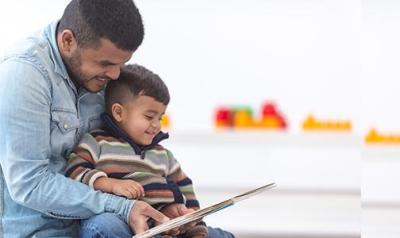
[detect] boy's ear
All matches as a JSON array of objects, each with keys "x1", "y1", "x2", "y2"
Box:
[{"x1": 111, "y1": 103, "x2": 125, "y2": 122}]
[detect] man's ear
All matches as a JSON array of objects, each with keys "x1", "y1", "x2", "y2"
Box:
[
  {"x1": 58, "y1": 29, "x2": 78, "y2": 57},
  {"x1": 111, "y1": 103, "x2": 125, "y2": 122}
]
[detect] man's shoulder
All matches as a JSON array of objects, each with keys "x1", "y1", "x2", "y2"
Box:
[{"x1": 1, "y1": 25, "x2": 55, "y2": 76}]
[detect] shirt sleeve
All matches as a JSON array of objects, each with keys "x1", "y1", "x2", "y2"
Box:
[
  {"x1": 0, "y1": 59, "x2": 134, "y2": 223},
  {"x1": 165, "y1": 149, "x2": 200, "y2": 208},
  {"x1": 66, "y1": 133, "x2": 108, "y2": 187}
]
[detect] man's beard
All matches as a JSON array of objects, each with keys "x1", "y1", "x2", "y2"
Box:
[{"x1": 64, "y1": 50, "x2": 88, "y2": 89}]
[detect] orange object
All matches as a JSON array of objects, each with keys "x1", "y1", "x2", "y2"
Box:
[
  {"x1": 261, "y1": 117, "x2": 280, "y2": 128},
  {"x1": 161, "y1": 114, "x2": 170, "y2": 129},
  {"x1": 365, "y1": 129, "x2": 400, "y2": 144},
  {"x1": 214, "y1": 101, "x2": 288, "y2": 130},
  {"x1": 233, "y1": 110, "x2": 253, "y2": 128},
  {"x1": 302, "y1": 114, "x2": 352, "y2": 132}
]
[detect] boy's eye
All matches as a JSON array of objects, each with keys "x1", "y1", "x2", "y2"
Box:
[{"x1": 144, "y1": 115, "x2": 153, "y2": 120}]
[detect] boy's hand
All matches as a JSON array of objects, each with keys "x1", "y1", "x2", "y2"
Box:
[{"x1": 110, "y1": 179, "x2": 145, "y2": 199}]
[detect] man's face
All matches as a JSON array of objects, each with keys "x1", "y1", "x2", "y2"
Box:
[
  {"x1": 118, "y1": 95, "x2": 167, "y2": 146},
  {"x1": 64, "y1": 38, "x2": 133, "y2": 93}
]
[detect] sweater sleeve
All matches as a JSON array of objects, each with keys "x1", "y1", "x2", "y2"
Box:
[
  {"x1": 165, "y1": 149, "x2": 200, "y2": 209},
  {"x1": 65, "y1": 133, "x2": 107, "y2": 187}
]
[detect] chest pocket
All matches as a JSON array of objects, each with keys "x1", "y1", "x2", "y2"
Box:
[
  {"x1": 50, "y1": 109, "x2": 80, "y2": 159},
  {"x1": 51, "y1": 110, "x2": 80, "y2": 134}
]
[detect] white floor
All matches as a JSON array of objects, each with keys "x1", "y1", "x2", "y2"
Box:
[{"x1": 196, "y1": 187, "x2": 359, "y2": 238}]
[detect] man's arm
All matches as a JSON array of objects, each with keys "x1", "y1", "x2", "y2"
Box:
[{"x1": 0, "y1": 60, "x2": 133, "y2": 222}]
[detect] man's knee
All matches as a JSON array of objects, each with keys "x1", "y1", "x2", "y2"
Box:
[{"x1": 207, "y1": 227, "x2": 235, "y2": 238}]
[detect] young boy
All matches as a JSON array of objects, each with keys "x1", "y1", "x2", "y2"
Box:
[{"x1": 66, "y1": 64, "x2": 208, "y2": 238}]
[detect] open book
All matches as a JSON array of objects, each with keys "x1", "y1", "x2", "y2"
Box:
[{"x1": 133, "y1": 183, "x2": 276, "y2": 238}]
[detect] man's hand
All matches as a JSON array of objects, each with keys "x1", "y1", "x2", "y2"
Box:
[
  {"x1": 111, "y1": 179, "x2": 145, "y2": 199},
  {"x1": 159, "y1": 203, "x2": 196, "y2": 236},
  {"x1": 160, "y1": 203, "x2": 194, "y2": 218},
  {"x1": 129, "y1": 200, "x2": 170, "y2": 235}
]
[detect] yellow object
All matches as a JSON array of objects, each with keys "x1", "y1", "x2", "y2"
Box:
[
  {"x1": 233, "y1": 111, "x2": 282, "y2": 129},
  {"x1": 161, "y1": 115, "x2": 170, "y2": 129},
  {"x1": 302, "y1": 114, "x2": 352, "y2": 131},
  {"x1": 233, "y1": 110, "x2": 253, "y2": 128},
  {"x1": 260, "y1": 116, "x2": 280, "y2": 128},
  {"x1": 365, "y1": 129, "x2": 400, "y2": 144}
]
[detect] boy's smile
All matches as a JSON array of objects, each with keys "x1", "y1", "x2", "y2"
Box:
[{"x1": 115, "y1": 95, "x2": 167, "y2": 146}]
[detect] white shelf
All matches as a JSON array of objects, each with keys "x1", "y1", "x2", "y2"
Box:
[
  {"x1": 163, "y1": 130, "x2": 360, "y2": 192},
  {"x1": 363, "y1": 206, "x2": 400, "y2": 238},
  {"x1": 363, "y1": 146, "x2": 400, "y2": 161},
  {"x1": 363, "y1": 146, "x2": 400, "y2": 204},
  {"x1": 167, "y1": 130, "x2": 361, "y2": 148}
]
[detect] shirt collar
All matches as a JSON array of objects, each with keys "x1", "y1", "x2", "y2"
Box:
[
  {"x1": 101, "y1": 113, "x2": 170, "y2": 156},
  {"x1": 44, "y1": 20, "x2": 79, "y2": 93},
  {"x1": 44, "y1": 21, "x2": 70, "y2": 81}
]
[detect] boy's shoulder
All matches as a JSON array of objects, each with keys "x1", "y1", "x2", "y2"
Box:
[
  {"x1": 150, "y1": 144, "x2": 167, "y2": 151},
  {"x1": 147, "y1": 144, "x2": 175, "y2": 159},
  {"x1": 85, "y1": 129, "x2": 124, "y2": 143}
]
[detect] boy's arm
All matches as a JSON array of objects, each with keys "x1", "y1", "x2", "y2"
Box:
[
  {"x1": 165, "y1": 150, "x2": 200, "y2": 209},
  {"x1": 65, "y1": 133, "x2": 108, "y2": 188},
  {"x1": 66, "y1": 135, "x2": 144, "y2": 198},
  {"x1": 163, "y1": 150, "x2": 208, "y2": 237}
]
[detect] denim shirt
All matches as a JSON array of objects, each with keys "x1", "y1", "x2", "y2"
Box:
[{"x1": 0, "y1": 21, "x2": 134, "y2": 237}]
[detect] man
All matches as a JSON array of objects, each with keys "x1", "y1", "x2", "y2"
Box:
[
  {"x1": 0, "y1": 0, "x2": 169, "y2": 237},
  {"x1": 0, "y1": 1, "x2": 235, "y2": 237}
]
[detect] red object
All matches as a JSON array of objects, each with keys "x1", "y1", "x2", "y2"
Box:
[
  {"x1": 276, "y1": 114, "x2": 287, "y2": 129},
  {"x1": 262, "y1": 102, "x2": 277, "y2": 117},
  {"x1": 215, "y1": 107, "x2": 232, "y2": 127}
]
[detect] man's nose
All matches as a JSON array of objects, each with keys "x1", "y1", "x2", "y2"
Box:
[{"x1": 105, "y1": 65, "x2": 121, "y2": 80}]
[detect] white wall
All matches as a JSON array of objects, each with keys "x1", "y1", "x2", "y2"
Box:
[
  {"x1": 1, "y1": 0, "x2": 363, "y2": 133},
  {"x1": 134, "y1": 0, "x2": 362, "y2": 133},
  {"x1": 361, "y1": 0, "x2": 400, "y2": 132}
]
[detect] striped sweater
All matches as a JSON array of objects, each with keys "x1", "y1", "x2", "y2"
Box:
[
  {"x1": 66, "y1": 115, "x2": 200, "y2": 208},
  {"x1": 65, "y1": 113, "x2": 207, "y2": 237}
]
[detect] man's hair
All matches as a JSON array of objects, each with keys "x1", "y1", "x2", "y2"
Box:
[
  {"x1": 58, "y1": 0, "x2": 144, "y2": 51},
  {"x1": 105, "y1": 64, "x2": 170, "y2": 114}
]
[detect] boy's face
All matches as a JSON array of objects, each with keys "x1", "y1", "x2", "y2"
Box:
[{"x1": 117, "y1": 95, "x2": 167, "y2": 146}]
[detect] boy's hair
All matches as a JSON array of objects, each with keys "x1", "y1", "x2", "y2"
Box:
[
  {"x1": 58, "y1": 0, "x2": 144, "y2": 51},
  {"x1": 105, "y1": 64, "x2": 170, "y2": 114}
]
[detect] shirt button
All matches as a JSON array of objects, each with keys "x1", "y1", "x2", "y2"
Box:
[{"x1": 64, "y1": 124, "x2": 68, "y2": 129}]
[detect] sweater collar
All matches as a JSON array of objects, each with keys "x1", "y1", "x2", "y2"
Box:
[{"x1": 101, "y1": 113, "x2": 169, "y2": 156}]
